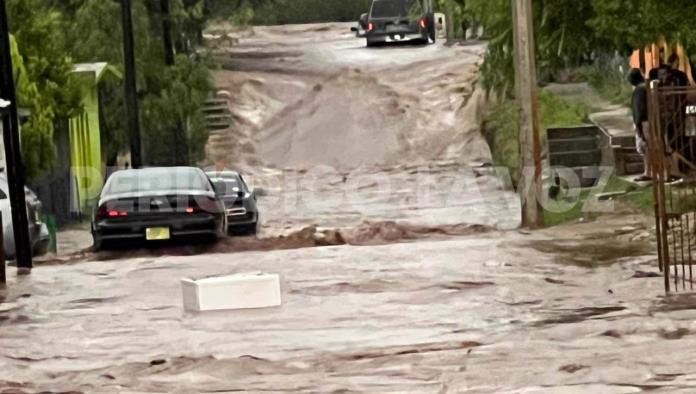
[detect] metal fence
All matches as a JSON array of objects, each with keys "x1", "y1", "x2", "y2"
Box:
[{"x1": 648, "y1": 84, "x2": 696, "y2": 292}]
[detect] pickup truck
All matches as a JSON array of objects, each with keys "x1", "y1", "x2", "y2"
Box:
[{"x1": 351, "y1": 0, "x2": 436, "y2": 47}]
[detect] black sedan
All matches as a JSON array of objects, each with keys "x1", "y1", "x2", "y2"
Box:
[
  {"x1": 92, "y1": 167, "x2": 227, "y2": 250},
  {"x1": 206, "y1": 171, "x2": 259, "y2": 235}
]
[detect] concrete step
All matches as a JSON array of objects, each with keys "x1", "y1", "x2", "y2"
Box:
[
  {"x1": 202, "y1": 105, "x2": 229, "y2": 114},
  {"x1": 547, "y1": 126, "x2": 600, "y2": 140},
  {"x1": 205, "y1": 98, "x2": 228, "y2": 106},
  {"x1": 207, "y1": 122, "x2": 231, "y2": 131},
  {"x1": 548, "y1": 136, "x2": 599, "y2": 152},
  {"x1": 625, "y1": 162, "x2": 645, "y2": 175},
  {"x1": 623, "y1": 153, "x2": 644, "y2": 164},
  {"x1": 549, "y1": 149, "x2": 602, "y2": 168},
  {"x1": 612, "y1": 135, "x2": 636, "y2": 148},
  {"x1": 205, "y1": 113, "x2": 233, "y2": 122},
  {"x1": 613, "y1": 148, "x2": 642, "y2": 162},
  {"x1": 549, "y1": 166, "x2": 600, "y2": 188}
]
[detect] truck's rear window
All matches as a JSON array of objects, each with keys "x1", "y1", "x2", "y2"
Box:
[{"x1": 371, "y1": 0, "x2": 422, "y2": 19}]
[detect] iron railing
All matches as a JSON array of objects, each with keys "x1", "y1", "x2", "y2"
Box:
[{"x1": 648, "y1": 84, "x2": 696, "y2": 292}]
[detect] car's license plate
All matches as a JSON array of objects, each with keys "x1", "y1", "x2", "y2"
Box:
[
  {"x1": 146, "y1": 227, "x2": 170, "y2": 241},
  {"x1": 386, "y1": 25, "x2": 402, "y2": 32}
]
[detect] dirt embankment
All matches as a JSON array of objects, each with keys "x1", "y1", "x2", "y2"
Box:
[{"x1": 206, "y1": 23, "x2": 492, "y2": 173}]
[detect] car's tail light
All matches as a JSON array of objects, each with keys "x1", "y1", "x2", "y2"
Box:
[
  {"x1": 97, "y1": 205, "x2": 127, "y2": 220},
  {"x1": 367, "y1": 22, "x2": 374, "y2": 32},
  {"x1": 419, "y1": 18, "x2": 427, "y2": 29},
  {"x1": 190, "y1": 197, "x2": 219, "y2": 214}
]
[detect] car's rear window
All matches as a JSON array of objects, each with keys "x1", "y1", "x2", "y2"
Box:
[
  {"x1": 104, "y1": 168, "x2": 209, "y2": 195},
  {"x1": 210, "y1": 176, "x2": 246, "y2": 196},
  {"x1": 371, "y1": 0, "x2": 422, "y2": 18}
]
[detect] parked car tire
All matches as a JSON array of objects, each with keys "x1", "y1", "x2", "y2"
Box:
[
  {"x1": 92, "y1": 234, "x2": 103, "y2": 252},
  {"x1": 33, "y1": 239, "x2": 49, "y2": 257}
]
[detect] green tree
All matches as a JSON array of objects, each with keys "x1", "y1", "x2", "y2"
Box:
[
  {"x1": 8, "y1": 0, "x2": 82, "y2": 180},
  {"x1": 461, "y1": 0, "x2": 601, "y2": 97},
  {"x1": 206, "y1": 0, "x2": 372, "y2": 25},
  {"x1": 56, "y1": 0, "x2": 212, "y2": 166},
  {"x1": 141, "y1": 55, "x2": 211, "y2": 165},
  {"x1": 458, "y1": 0, "x2": 696, "y2": 97},
  {"x1": 590, "y1": 0, "x2": 696, "y2": 63}
]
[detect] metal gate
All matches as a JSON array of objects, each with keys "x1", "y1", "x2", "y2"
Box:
[{"x1": 648, "y1": 83, "x2": 696, "y2": 292}]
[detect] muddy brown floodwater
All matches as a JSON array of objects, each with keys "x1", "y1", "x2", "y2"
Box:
[
  {"x1": 1, "y1": 220, "x2": 692, "y2": 392},
  {"x1": 203, "y1": 22, "x2": 519, "y2": 237},
  {"x1": 0, "y1": 23, "x2": 684, "y2": 393}
]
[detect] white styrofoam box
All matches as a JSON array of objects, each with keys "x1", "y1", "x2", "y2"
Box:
[{"x1": 181, "y1": 272, "x2": 282, "y2": 312}]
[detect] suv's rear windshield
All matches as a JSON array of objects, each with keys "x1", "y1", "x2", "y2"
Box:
[
  {"x1": 104, "y1": 168, "x2": 210, "y2": 195},
  {"x1": 370, "y1": 0, "x2": 422, "y2": 19}
]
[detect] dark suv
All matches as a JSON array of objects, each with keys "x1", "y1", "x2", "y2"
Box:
[{"x1": 358, "y1": 0, "x2": 435, "y2": 47}]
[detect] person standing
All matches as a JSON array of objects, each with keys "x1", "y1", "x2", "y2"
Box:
[
  {"x1": 629, "y1": 68, "x2": 652, "y2": 182},
  {"x1": 648, "y1": 54, "x2": 689, "y2": 182}
]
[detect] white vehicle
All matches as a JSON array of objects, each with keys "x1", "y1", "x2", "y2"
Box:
[{"x1": 0, "y1": 173, "x2": 50, "y2": 259}]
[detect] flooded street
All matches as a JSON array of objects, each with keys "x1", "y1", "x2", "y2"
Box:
[
  {"x1": 1, "y1": 215, "x2": 687, "y2": 392},
  {"x1": 0, "y1": 22, "x2": 679, "y2": 394}
]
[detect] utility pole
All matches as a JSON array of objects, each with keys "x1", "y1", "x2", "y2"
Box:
[
  {"x1": 0, "y1": 0, "x2": 33, "y2": 271},
  {"x1": 512, "y1": 0, "x2": 543, "y2": 228},
  {"x1": 120, "y1": 0, "x2": 144, "y2": 168},
  {"x1": 0, "y1": 216, "x2": 5, "y2": 284},
  {"x1": 444, "y1": 2, "x2": 455, "y2": 43},
  {"x1": 160, "y1": 0, "x2": 175, "y2": 66}
]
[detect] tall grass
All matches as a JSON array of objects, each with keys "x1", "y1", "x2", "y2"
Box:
[
  {"x1": 483, "y1": 90, "x2": 591, "y2": 184},
  {"x1": 579, "y1": 56, "x2": 633, "y2": 106}
]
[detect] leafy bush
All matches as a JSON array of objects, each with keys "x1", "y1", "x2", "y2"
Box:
[
  {"x1": 579, "y1": 60, "x2": 633, "y2": 106},
  {"x1": 483, "y1": 90, "x2": 590, "y2": 184},
  {"x1": 8, "y1": 0, "x2": 82, "y2": 181},
  {"x1": 538, "y1": 89, "x2": 591, "y2": 132},
  {"x1": 255, "y1": 0, "x2": 373, "y2": 25},
  {"x1": 207, "y1": 0, "x2": 373, "y2": 25},
  {"x1": 58, "y1": 0, "x2": 212, "y2": 167},
  {"x1": 483, "y1": 99, "x2": 520, "y2": 178}
]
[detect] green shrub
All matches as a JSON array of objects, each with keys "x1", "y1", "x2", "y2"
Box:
[
  {"x1": 483, "y1": 90, "x2": 590, "y2": 185},
  {"x1": 208, "y1": 0, "x2": 373, "y2": 25},
  {"x1": 538, "y1": 89, "x2": 591, "y2": 132},
  {"x1": 483, "y1": 99, "x2": 520, "y2": 180},
  {"x1": 579, "y1": 62, "x2": 633, "y2": 106}
]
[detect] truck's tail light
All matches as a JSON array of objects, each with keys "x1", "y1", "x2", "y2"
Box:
[
  {"x1": 367, "y1": 22, "x2": 374, "y2": 32},
  {"x1": 419, "y1": 18, "x2": 427, "y2": 29}
]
